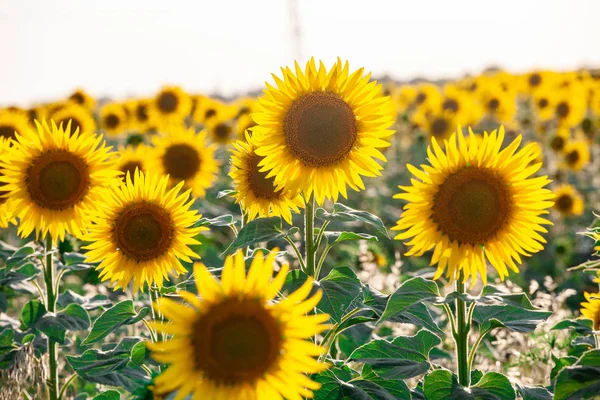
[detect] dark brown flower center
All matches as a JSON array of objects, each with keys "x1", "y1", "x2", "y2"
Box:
[
  {"x1": 529, "y1": 73, "x2": 542, "y2": 87},
  {"x1": 432, "y1": 166, "x2": 512, "y2": 245},
  {"x1": 113, "y1": 202, "x2": 174, "y2": 262},
  {"x1": 120, "y1": 161, "x2": 143, "y2": 180},
  {"x1": 214, "y1": 123, "x2": 232, "y2": 141},
  {"x1": 566, "y1": 150, "x2": 580, "y2": 165},
  {"x1": 415, "y1": 92, "x2": 427, "y2": 104},
  {"x1": 136, "y1": 104, "x2": 149, "y2": 122},
  {"x1": 283, "y1": 91, "x2": 357, "y2": 167},
  {"x1": 550, "y1": 136, "x2": 566, "y2": 152},
  {"x1": 430, "y1": 117, "x2": 449, "y2": 138},
  {"x1": 190, "y1": 298, "x2": 282, "y2": 385},
  {"x1": 104, "y1": 114, "x2": 120, "y2": 129},
  {"x1": 442, "y1": 98, "x2": 459, "y2": 113},
  {"x1": 556, "y1": 102, "x2": 570, "y2": 118},
  {"x1": 538, "y1": 98, "x2": 548, "y2": 109},
  {"x1": 157, "y1": 92, "x2": 178, "y2": 113},
  {"x1": 162, "y1": 144, "x2": 201, "y2": 180},
  {"x1": 487, "y1": 98, "x2": 500, "y2": 111},
  {"x1": 205, "y1": 108, "x2": 217, "y2": 120},
  {"x1": 556, "y1": 194, "x2": 573, "y2": 212},
  {"x1": 57, "y1": 118, "x2": 83, "y2": 135},
  {"x1": 0, "y1": 125, "x2": 16, "y2": 140},
  {"x1": 70, "y1": 92, "x2": 85, "y2": 105},
  {"x1": 26, "y1": 150, "x2": 90, "y2": 210},
  {"x1": 247, "y1": 154, "x2": 279, "y2": 200}
]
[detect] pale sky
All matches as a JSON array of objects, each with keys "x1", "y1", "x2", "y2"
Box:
[{"x1": 1, "y1": 0, "x2": 598, "y2": 106}]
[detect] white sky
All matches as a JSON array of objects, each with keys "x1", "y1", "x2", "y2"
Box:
[{"x1": 1, "y1": 0, "x2": 598, "y2": 106}]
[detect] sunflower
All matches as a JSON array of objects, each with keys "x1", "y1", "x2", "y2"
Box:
[
  {"x1": 206, "y1": 117, "x2": 236, "y2": 144},
  {"x1": 562, "y1": 140, "x2": 590, "y2": 171},
  {"x1": 392, "y1": 126, "x2": 554, "y2": 286},
  {"x1": 50, "y1": 104, "x2": 97, "y2": 136},
  {"x1": 552, "y1": 93, "x2": 587, "y2": 128},
  {"x1": 235, "y1": 114, "x2": 257, "y2": 139},
  {"x1": 532, "y1": 89, "x2": 555, "y2": 121},
  {"x1": 129, "y1": 99, "x2": 155, "y2": 132},
  {"x1": 441, "y1": 85, "x2": 483, "y2": 126},
  {"x1": 412, "y1": 83, "x2": 442, "y2": 110},
  {"x1": 0, "y1": 138, "x2": 17, "y2": 228},
  {"x1": 0, "y1": 109, "x2": 31, "y2": 142},
  {"x1": 115, "y1": 144, "x2": 150, "y2": 180},
  {"x1": 412, "y1": 108, "x2": 457, "y2": 142},
  {"x1": 549, "y1": 127, "x2": 570, "y2": 152},
  {"x1": 232, "y1": 96, "x2": 257, "y2": 118},
  {"x1": 522, "y1": 71, "x2": 555, "y2": 94},
  {"x1": 253, "y1": 58, "x2": 395, "y2": 204},
  {"x1": 83, "y1": 170, "x2": 202, "y2": 292},
  {"x1": 148, "y1": 126, "x2": 219, "y2": 197},
  {"x1": 479, "y1": 84, "x2": 517, "y2": 122},
  {"x1": 553, "y1": 184, "x2": 584, "y2": 217},
  {"x1": 68, "y1": 88, "x2": 96, "y2": 110},
  {"x1": 230, "y1": 133, "x2": 304, "y2": 224},
  {"x1": 100, "y1": 103, "x2": 129, "y2": 137},
  {"x1": 149, "y1": 86, "x2": 192, "y2": 124},
  {"x1": 192, "y1": 97, "x2": 226, "y2": 125},
  {"x1": 580, "y1": 292, "x2": 600, "y2": 331},
  {"x1": 0, "y1": 120, "x2": 120, "y2": 242},
  {"x1": 147, "y1": 249, "x2": 330, "y2": 400},
  {"x1": 394, "y1": 85, "x2": 417, "y2": 112}
]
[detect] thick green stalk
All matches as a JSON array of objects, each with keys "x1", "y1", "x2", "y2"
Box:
[
  {"x1": 44, "y1": 235, "x2": 59, "y2": 400},
  {"x1": 149, "y1": 285, "x2": 164, "y2": 343},
  {"x1": 455, "y1": 277, "x2": 471, "y2": 387},
  {"x1": 304, "y1": 195, "x2": 316, "y2": 277}
]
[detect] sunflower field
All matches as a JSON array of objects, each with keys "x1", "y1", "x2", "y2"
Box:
[{"x1": 1, "y1": 59, "x2": 600, "y2": 400}]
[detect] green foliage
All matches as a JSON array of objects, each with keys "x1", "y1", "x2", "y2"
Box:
[
  {"x1": 316, "y1": 203, "x2": 389, "y2": 238},
  {"x1": 554, "y1": 349, "x2": 600, "y2": 400},
  {"x1": 83, "y1": 300, "x2": 150, "y2": 345},
  {"x1": 221, "y1": 216, "x2": 296, "y2": 255},
  {"x1": 423, "y1": 369, "x2": 515, "y2": 400}
]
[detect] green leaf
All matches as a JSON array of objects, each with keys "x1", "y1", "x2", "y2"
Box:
[
  {"x1": 324, "y1": 231, "x2": 378, "y2": 246},
  {"x1": 316, "y1": 203, "x2": 388, "y2": 238},
  {"x1": 0, "y1": 262, "x2": 40, "y2": 286},
  {"x1": 216, "y1": 189, "x2": 236, "y2": 199},
  {"x1": 0, "y1": 329, "x2": 14, "y2": 348},
  {"x1": 5, "y1": 244, "x2": 38, "y2": 272},
  {"x1": 221, "y1": 217, "x2": 293, "y2": 256},
  {"x1": 21, "y1": 300, "x2": 46, "y2": 329},
  {"x1": 92, "y1": 390, "x2": 121, "y2": 400},
  {"x1": 472, "y1": 305, "x2": 552, "y2": 333},
  {"x1": 38, "y1": 304, "x2": 90, "y2": 344},
  {"x1": 349, "y1": 329, "x2": 441, "y2": 380},
  {"x1": 554, "y1": 349, "x2": 600, "y2": 400},
  {"x1": 516, "y1": 384, "x2": 553, "y2": 400},
  {"x1": 313, "y1": 367, "x2": 410, "y2": 400},
  {"x1": 59, "y1": 252, "x2": 94, "y2": 271},
  {"x1": 551, "y1": 319, "x2": 594, "y2": 336},
  {"x1": 67, "y1": 337, "x2": 149, "y2": 392},
  {"x1": 551, "y1": 354, "x2": 578, "y2": 381},
  {"x1": 82, "y1": 300, "x2": 150, "y2": 345},
  {"x1": 379, "y1": 277, "x2": 441, "y2": 322},
  {"x1": 199, "y1": 215, "x2": 235, "y2": 227},
  {"x1": 130, "y1": 341, "x2": 148, "y2": 366},
  {"x1": 317, "y1": 267, "x2": 363, "y2": 323},
  {"x1": 57, "y1": 290, "x2": 111, "y2": 311},
  {"x1": 424, "y1": 370, "x2": 515, "y2": 400}
]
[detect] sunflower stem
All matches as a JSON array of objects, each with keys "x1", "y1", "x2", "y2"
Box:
[
  {"x1": 44, "y1": 235, "x2": 59, "y2": 400},
  {"x1": 149, "y1": 285, "x2": 164, "y2": 343},
  {"x1": 455, "y1": 277, "x2": 471, "y2": 387},
  {"x1": 304, "y1": 195, "x2": 316, "y2": 277}
]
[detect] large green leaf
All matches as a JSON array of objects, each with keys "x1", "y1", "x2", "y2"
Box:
[
  {"x1": 21, "y1": 300, "x2": 46, "y2": 329},
  {"x1": 516, "y1": 384, "x2": 553, "y2": 400},
  {"x1": 221, "y1": 217, "x2": 293, "y2": 255},
  {"x1": 379, "y1": 277, "x2": 441, "y2": 322},
  {"x1": 60, "y1": 252, "x2": 94, "y2": 271},
  {"x1": 0, "y1": 262, "x2": 40, "y2": 286},
  {"x1": 83, "y1": 300, "x2": 150, "y2": 345},
  {"x1": 551, "y1": 354, "x2": 578, "y2": 381},
  {"x1": 349, "y1": 329, "x2": 441, "y2": 379},
  {"x1": 37, "y1": 304, "x2": 91, "y2": 344},
  {"x1": 472, "y1": 304, "x2": 552, "y2": 333},
  {"x1": 57, "y1": 290, "x2": 111, "y2": 311},
  {"x1": 324, "y1": 231, "x2": 378, "y2": 246},
  {"x1": 316, "y1": 203, "x2": 388, "y2": 238},
  {"x1": 92, "y1": 390, "x2": 121, "y2": 400},
  {"x1": 318, "y1": 267, "x2": 363, "y2": 323},
  {"x1": 67, "y1": 337, "x2": 149, "y2": 392},
  {"x1": 313, "y1": 367, "x2": 410, "y2": 400},
  {"x1": 5, "y1": 244, "x2": 40, "y2": 272},
  {"x1": 554, "y1": 349, "x2": 600, "y2": 400},
  {"x1": 424, "y1": 369, "x2": 515, "y2": 400},
  {"x1": 551, "y1": 319, "x2": 594, "y2": 336}
]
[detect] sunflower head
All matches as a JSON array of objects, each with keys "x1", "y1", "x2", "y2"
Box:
[
  {"x1": 0, "y1": 120, "x2": 120, "y2": 242},
  {"x1": 192, "y1": 97, "x2": 225, "y2": 124},
  {"x1": 0, "y1": 109, "x2": 31, "y2": 142},
  {"x1": 83, "y1": 170, "x2": 203, "y2": 292},
  {"x1": 115, "y1": 144, "x2": 150, "y2": 181},
  {"x1": 50, "y1": 104, "x2": 97, "y2": 136},
  {"x1": 148, "y1": 249, "x2": 330, "y2": 399},
  {"x1": 206, "y1": 117, "x2": 235, "y2": 145},
  {"x1": 0, "y1": 137, "x2": 17, "y2": 228},
  {"x1": 553, "y1": 184, "x2": 584, "y2": 217},
  {"x1": 148, "y1": 125, "x2": 220, "y2": 198},
  {"x1": 101, "y1": 103, "x2": 129, "y2": 137},
  {"x1": 68, "y1": 89, "x2": 96, "y2": 110},
  {"x1": 580, "y1": 292, "x2": 600, "y2": 331},
  {"x1": 393, "y1": 126, "x2": 554, "y2": 286},
  {"x1": 562, "y1": 140, "x2": 590, "y2": 171},
  {"x1": 253, "y1": 58, "x2": 395, "y2": 204},
  {"x1": 150, "y1": 86, "x2": 192, "y2": 123},
  {"x1": 230, "y1": 132, "x2": 304, "y2": 224}
]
